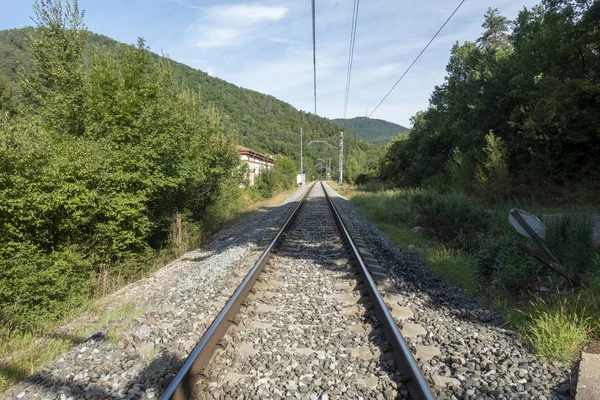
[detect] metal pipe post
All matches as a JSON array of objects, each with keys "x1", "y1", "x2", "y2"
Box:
[
  {"x1": 338, "y1": 132, "x2": 344, "y2": 187},
  {"x1": 300, "y1": 128, "x2": 303, "y2": 177}
]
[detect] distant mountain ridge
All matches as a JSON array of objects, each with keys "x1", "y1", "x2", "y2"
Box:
[{"x1": 333, "y1": 117, "x2": 409, "y2": 145}]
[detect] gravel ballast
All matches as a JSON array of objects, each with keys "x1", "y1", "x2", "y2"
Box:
[
  {"x1": 195, "y1": 183, "x2": 405, "y2": 399},
  {"x1": 324, "y1": 182, "x2": 572, "y2": 400}
]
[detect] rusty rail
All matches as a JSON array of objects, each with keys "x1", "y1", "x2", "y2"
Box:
[
  {"x1": 160, "y1": 182, "x2": 315, "y2": 400},
  {"x1": 321, "y1": 181, "x2": 435, "y2": 400}
]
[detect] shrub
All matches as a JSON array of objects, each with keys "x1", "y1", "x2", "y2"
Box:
[
  {"x1": 0, "y1": 0, "x2": 241, "y2": 333},
  {"x1": 254, "y1": 155, "x2": 297, "y2": 199},
  {"x1": 474, "y1": 132, "x2": 511, "y2": 201},
  {"x1": 0, "y1": 243, "x2": 91, "y2": 332},
  {"x1": 474, "y1": 231, "x2": 528, "y2": 276}
]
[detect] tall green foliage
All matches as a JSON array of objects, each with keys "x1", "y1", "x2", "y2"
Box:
[
  {"x1": 0, "y1": 74, "x2": 16, "y2": 116},
  {"x1": 0, "y1": 0, "x2": 239, "y2": 332},
  {"x1": 380, "y1": 0, "x2": 600, "y2": 192},
  {"x1": 22, "y1": 0, "x2": 86, "y2": 137},
  {"x1": 254, "y1": 156, "x2": 297, "y2": 198}
]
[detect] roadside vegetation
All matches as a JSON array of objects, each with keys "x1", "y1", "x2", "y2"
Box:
[
  {"x1": 350, "y1": 0, "x2": 600, "y2": 366},
  {"x1": 349, "y1": 187, "x2": 599, "y2": 365},
  {"x1": 0, "y1": 0, "x2": 299, "y2": 392}
]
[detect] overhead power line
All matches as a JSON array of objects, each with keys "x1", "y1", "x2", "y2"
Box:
[
  {"x1": 343, "y1": 0, "x2": 360, "y2": 119},
  {"x1": 312, "y1": 0, "x2": 317, "y2": 114},
  {"x1": 369, "y1": 0, "x2": 466, "y2": 118}
]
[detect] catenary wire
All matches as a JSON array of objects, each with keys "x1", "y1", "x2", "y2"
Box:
[
  {"x1": 343, "y1": 0, "x2": 360, "y2": 119},
  {"x1": 369, "y1": 0, "x2": 466, "y2": 118}
]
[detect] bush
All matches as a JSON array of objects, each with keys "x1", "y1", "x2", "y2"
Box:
[
  {"x1": 254, "y1": 155, "x2": 297, "y2": 199},
  {"x1": 0, "y1": 243, "x2": 91, "y2": 332},
  {"x1": 474, "y1": 231, "x2": 527, "y2": 276}
]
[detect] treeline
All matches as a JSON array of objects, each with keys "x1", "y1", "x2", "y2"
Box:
[
  {"x1": 0, "y1": 27, "x2": 383, "y2": 185},
  {"x1": 0, "y1": 1, "x2": 251, "y2": 332},
  {"x1": 380, "y1": 0, "x2": 599, "y2": 198}
]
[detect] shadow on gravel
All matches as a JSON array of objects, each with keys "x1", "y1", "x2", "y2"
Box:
[{"x1": 12, "y1": 351, "x2": 184, "y2": 399}]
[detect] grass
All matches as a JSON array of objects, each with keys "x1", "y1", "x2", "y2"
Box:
[
  {"x1": 350, "y1": 190, "x2": 479, "y2": 295},
  {"x1": 0, "y1": 302, "x2": 142, "y2": 393},
  {"x1": 428, "y1": 248, "x2": 479, "y2": 295},
  {"x1": 345, "y1": 185, "x2": 600, "y2": 365},
  {"x1": 241, "y1": 188, "x2": 295, "y2": 214},
  {"x1": 522, "y1": 295, "x2": 591, "y2": 364}
]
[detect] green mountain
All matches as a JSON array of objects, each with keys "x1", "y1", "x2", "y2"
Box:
[
  {"x1": 0, "y1": 27, "x2": 382, "y2": 180},
  {"x1": 333, "y1": 117, "x2": 409, "y2": 145}
]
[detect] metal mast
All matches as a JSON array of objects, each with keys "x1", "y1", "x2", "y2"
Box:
[
  {"x1": 338, "y1": 132, "x2": 344, "y2": 187},
  {"x1": 300, "y1": 128, "x2": 303, "y2": 176}
]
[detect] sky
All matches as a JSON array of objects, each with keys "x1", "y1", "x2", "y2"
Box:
[{"x1": 0, "y1": 0, "x2": 541, "y2": 127}]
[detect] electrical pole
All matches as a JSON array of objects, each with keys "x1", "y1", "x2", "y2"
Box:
[
  {"x1": 328, "y1": 157, "x2": 331, "y2": 180},
  {"x1": 300, "y1": 128, "x2": 303, "y2": 177},
  {"x1": 338, "y1": 131, "x2": 344, "y2": 187},
  {"x1": 312, "y1": 0, "x2": 317, "y2": 115}
]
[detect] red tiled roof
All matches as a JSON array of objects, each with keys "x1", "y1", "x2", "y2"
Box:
[{"x1": 237, "y1": 145, "x2": 274, "y2": 163}]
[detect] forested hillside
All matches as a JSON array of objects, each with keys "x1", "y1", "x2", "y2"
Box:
[
  {"x1": 0, "y1": 28, "x2": 382, "y2": 182},
  {"x1": 380, "y1": 1, "x2": 599, "y2": 198},
  {"x1": 0, "y1": 0, "x2": 382, "y2": 343},
  {"x1": 333, "y1": 116, "x2": 409, "y2": 145}
]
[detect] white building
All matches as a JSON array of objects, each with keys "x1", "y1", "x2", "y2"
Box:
[{"x1": 237, "y1": 145, "x2": 274, "y2": 185}]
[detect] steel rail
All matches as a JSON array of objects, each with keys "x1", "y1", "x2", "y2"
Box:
[
  {"x1": 321, "y1": 181, "x2": 435, "y2": 400},
  {"x1": 160, "y1": 182, "x2": 316, "y2": 400}
]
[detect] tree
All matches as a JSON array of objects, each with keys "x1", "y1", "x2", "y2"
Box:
[
  {"x1": 379, "y1": 2, "x2": 600, "y2": 191},
  {"x1": 21, "y1": 0, "x2": 86, "y2": 137},
  {"x1": 477, "y1": 8, "x2": 511, "y2": 50}
]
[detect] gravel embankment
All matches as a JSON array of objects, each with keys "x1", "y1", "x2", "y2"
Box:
[
  {"x1": 195, "y1": 183, "x2": 404, "y2": 399},
  {"x1": 326, "y1": 183, "x2": 572, "y2": 400},
  {"x1": 3, "y1": 186, "x2": 310, "y2": 400}
]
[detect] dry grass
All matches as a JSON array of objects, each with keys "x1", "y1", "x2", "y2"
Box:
[{"x1": 243, "y1": 189, "x2": 295, "y2": 213}]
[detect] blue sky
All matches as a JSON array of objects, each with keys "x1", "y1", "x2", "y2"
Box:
[{"x1": 0, "y1": 0, "x2": 541, "y2": 127}]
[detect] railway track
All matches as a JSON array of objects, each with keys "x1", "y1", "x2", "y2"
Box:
[
  {"x1": 3, "y1": 181, "x2": 571, "y2": 400},
  {"x1": 161, "y1": 182, "x2": 433, "y2": 400}
]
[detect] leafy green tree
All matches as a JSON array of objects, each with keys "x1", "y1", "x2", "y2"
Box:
[
  {"x1": 477, "y1": 8, "x2": 511, "y2": 50},
  {"x1": 0, "y1": 0, "x2": 240, "y2": 331},
  {"x1": 21, "y1": 0, "x2": 86, "y2": 137},
  {"x1": 475, "y1": 132, "x2": 511, "y2": 200},
  {"x1": 380, "y1": 1, "x2": 600, "y2": 191}
]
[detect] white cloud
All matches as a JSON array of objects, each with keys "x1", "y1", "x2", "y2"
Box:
[
  {"x1": 271, "y1": 37, "x2": 299, "y2": 45},
  {"x1": 169, "y1": 0, "x2": 542, "y2": 126},
  {"x1": 187, "y1": 26, "x2": 246, "y2": 48},
  {"x1": 186, "y1": 3, "x2": 288, "y2": 49},
  {"x1": 205, "y1": 4, "x2": 287, "y2": 26}
]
